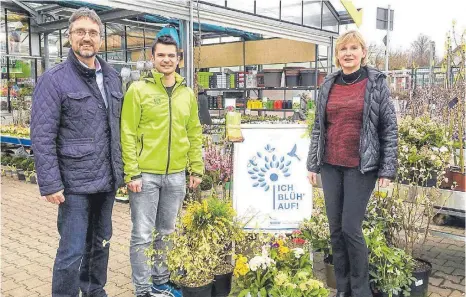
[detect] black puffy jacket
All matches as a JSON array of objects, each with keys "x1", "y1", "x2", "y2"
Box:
[{"x1": 306, "y1": 66, "x2": 398, "y2": 179}]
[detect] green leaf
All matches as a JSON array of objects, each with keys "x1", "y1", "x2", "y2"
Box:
[{"x1": 238, "y1": 289, "x2": 250, "y2": 297}]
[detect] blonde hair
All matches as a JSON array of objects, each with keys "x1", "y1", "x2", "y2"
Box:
[{"x1": 334, "y1": 30, "x2": 368, "y2": 68}]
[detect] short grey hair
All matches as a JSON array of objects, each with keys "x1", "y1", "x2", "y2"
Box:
[{"x1": 68, "y1": 7, "x2": 104, "y2": 38}]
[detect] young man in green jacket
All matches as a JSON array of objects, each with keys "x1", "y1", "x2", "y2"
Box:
[{"x1": 121, "y1": 35, "x2": 204, "y2": 297}]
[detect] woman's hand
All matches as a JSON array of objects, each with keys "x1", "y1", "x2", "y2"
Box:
[
  {"x1": 307, "y1": 172, "x2": 317, "y2": 186},
  {"x1": 378, "y1": 178, "x2": 391, "y2": 188}
]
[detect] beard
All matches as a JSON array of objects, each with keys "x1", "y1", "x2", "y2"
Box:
[{"x1": 73, "y1": 43, "x2": 97, "y2": 58}]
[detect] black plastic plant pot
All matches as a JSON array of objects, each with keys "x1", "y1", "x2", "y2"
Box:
[
  {"x1": 29, "y1": 175, "x2": 37, "y2": 184},
  {"x1": 17, "y1": 170, "x2": 26, "y2": 181},
  {"x1": 212, "y1": 272, "x2": 233, "y2": 297},
  {"x1": 324, "y1": 254, "x2": 337, "y2": 289},
  {"x1": 181, "y1": 282, "x2": 213, "y2": 297},
  {"x1": 409, "y1": 258, "x2": 432, "y2": 297}
]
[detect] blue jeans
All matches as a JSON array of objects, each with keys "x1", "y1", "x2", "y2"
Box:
[
  {"x1": 129, "y1": 172, "x2": 186, "y2": 295},
  {"x1": 52, "y1": 192, "x2": 115, "y2": 297}
]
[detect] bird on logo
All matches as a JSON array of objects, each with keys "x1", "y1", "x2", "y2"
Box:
[{"x1": 287, "y1": 144, "x2": 300, "y2": 161}]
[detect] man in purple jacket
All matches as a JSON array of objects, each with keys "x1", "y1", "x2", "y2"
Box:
[{"x1": 30, "y1": 8, "x2": 124, "y2": 297}]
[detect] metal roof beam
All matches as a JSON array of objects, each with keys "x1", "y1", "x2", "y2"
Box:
[
  {"x1": 31, "y1": 8, "x2": 143, "y2": 34},
  {"x1": 11, "y1": 0, "x2": 39, "y2": 17},
  {"x1": 81, "y1": 0, "x2": 337, "y2": 46},
  {"x1": 36, "y1": 4, "x2": 61, "y2": 13}
]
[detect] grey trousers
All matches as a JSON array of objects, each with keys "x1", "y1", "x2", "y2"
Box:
[{"x1": 129, "y1": 172, "x2": 186, "y2": 295}]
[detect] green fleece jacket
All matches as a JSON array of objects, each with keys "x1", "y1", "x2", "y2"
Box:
[{"x1": 121, "y1": 70, "x2": 204, "y2": 183}]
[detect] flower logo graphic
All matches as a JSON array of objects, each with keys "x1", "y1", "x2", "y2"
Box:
[{"x1": 247, "y1": 144, "x2": 292, "y2": 192}]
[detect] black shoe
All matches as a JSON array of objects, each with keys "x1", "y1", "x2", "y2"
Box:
[{"x1": 335, "y1": 292, "x2": 351, "y2": 297}]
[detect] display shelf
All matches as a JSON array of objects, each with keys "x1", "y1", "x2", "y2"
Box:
[
  {"x1": 1, "y1": 135, "x2": 31, "y2": 146},
  {"x1": 249, "y1": 109, "x2": 294, "y2": 111},
  {"x1": 205, "y1": 86, "x2": 319, "y2": 91}
]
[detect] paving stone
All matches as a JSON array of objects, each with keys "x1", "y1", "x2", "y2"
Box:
[
  {"x1": 3, "y1": 285, "x2": 33, "y2": 297},
  {"x1": 449, "y1": 290, "x2": 465, "y2": 297},
  {"x1": 24, "y1": 277, "x2": 48, "y2": 289},
  {"x1": 442, "y1": 280, "x2": 466, "y2": 292},
  {"x1": 438, "y1": 265, "x2": 457, "y2": 275},
  {"x1": 0, "y1": 279, "x2": 19, "y2": 292},
  {"x1": 430, "y1": 277, "x2": 445, "y2": 287},
  {"x1": 434, "y1": 271, "x2": 464, "y2": 285},
  {"x1": 429, "y1": 285, "x2": 453, "y2": 296},
  {"x1": 445, "y1": 261, "x2": 466, "y2": 270},
  {"x1": 33, "y1": 283, "x2": 52, "y2": 296},
  {"x1": 453, "y1": 269, "x2": 466, "y2": 277}
]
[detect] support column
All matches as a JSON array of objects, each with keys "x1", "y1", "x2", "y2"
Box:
[
  {"x1": 327, "y1": 36, "x2": 334, "y2": 74},
  {"x1": 180, "y1": 20, "x2": 193, "y2": 88},
  {"x1": 43, "y1": 33, "x2": 50, "y2": 70}
]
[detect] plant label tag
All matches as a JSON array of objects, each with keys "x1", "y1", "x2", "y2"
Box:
[{"x1": 415, "y1": 279, "x2": 423, "y2": 286}]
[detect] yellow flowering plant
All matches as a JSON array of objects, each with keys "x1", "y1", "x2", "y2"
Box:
[
  {"x1": 176, "y1": 197, "x2": 244, "y2": 277},
  {"x1": 166, "y1": 220, "x2": 219, "y2": 287},
  {"x1": 234, "y1": 252, "x2": 276, "y2": 297},
  {"x1": 268, "y1": 235, "x2": 313, "y2": 275},
  {"x1": 268, "y1": 270, "x2": 329, "y2": 297}
]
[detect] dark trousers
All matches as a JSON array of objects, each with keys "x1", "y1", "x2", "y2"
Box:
[
  {"x1": 52, "y1": 192, "x2": 115, "y2": 297},
  {"x1": 321, "y1": 163, "x2": 377, "y2": 297}
]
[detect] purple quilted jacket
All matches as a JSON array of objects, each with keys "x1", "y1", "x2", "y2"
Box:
[{"x1": 31, "y1": 51, "x2": 124, "y2": 196}]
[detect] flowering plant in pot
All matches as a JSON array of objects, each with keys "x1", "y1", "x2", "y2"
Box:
[
  {"x1": 298, "y1": 189, "x2": 330, "y2": 254},
  {"x1": 397, "y1": 114, "x2": 451, "y2": 187},
  {"x1": 233, "y1": 252, "x2": 276, "y2": 297},
  {"x1": 268, "y1": 270, "x2": 329, "y2": 297},
  {"x1": 365, "y1": 189, "x2": 433, "y2": 297},
  {"x1": 364, "y1": 222, "x2": 415, "y2": 297},
  {"x1": 267, "y1": 235, "x2": 313, "y2": 275}
]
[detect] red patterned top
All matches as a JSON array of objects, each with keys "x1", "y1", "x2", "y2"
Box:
[{"x1": 324, "y1": 78, "x2": 368, "y2": 168}]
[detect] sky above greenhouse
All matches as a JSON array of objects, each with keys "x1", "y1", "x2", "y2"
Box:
[{"x1": 342, "y1": 0, "x2": 466, "y2": 57}]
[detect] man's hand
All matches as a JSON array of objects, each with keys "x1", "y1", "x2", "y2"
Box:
[
  {"x1": 307, "y1": 172, "x2": 317, "y2": 186},
  {"x1": 128, "y1": 179, "x2": 142, "y2": 192},
  {"x1": 189, "y1": 175, "x2": 202, "y2": 189},
  {"x1": 378, "y1": 178, "x2": 391, "y2": 188},
  {"x1": 44, "y1": 190, "x2": 65, "y2": 205}
]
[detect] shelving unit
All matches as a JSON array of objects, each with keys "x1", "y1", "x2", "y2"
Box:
[{"x1": 205, "y1": 86, "x2": 319, "y2": 91}]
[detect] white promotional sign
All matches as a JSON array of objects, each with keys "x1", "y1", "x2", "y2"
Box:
[{"x1": 233, "y1": 124, "x2": 313, "y2": 232}]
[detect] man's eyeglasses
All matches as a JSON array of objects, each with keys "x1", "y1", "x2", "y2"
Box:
[{"x1": 70, "y1": 29, "x2": 100, "y2": 38}]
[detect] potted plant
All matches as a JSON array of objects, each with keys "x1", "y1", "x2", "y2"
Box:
[
  {"x1": 166, "y1": 227, "x2": 216, "y2": 297},
  {"x1": 11, "y1": 156, "x2": 26, "y2": 180},
  {"x1": 368, "y1": 185, "x2": 434, "y2": 297},
  {"x1": 233, "y1": 253, "x2": 276, "y2": 297},
  {"x1": 297, "y1": 189, "x2": 333, "y2": 288},
  {"x1": 115, "y1": 186, "x2": 129, "y2": 203},
  {"x1": 364, "y1": 222, "x2": 415, "y2": 297},
  {"x1": 1, "y1": 155, "x2": 12, "y2": 176},
  {"x1": 383, "y1": 184, "x2": 434, "y2": 297},
  {"x1": 199, "y1": 174, "x2": 213, "y2": 199},
  {"x1": 268, "y1": 270, "x2": 329, "y2": 297},
  {"x1": 180, "y1": 197, "x2": 243, "y2": 297},
  {"x1": 398, "y1": 114, "x2": 451, "y2": 187}
]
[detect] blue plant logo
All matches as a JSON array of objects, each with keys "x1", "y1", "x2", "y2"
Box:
[{"x1": 247, "y1": 144, "x2": 293, "y2": 192}]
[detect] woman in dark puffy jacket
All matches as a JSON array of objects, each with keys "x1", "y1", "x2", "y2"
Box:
[{"x1": 306, "y1": 30, "x2": 398, "y2": 297}]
